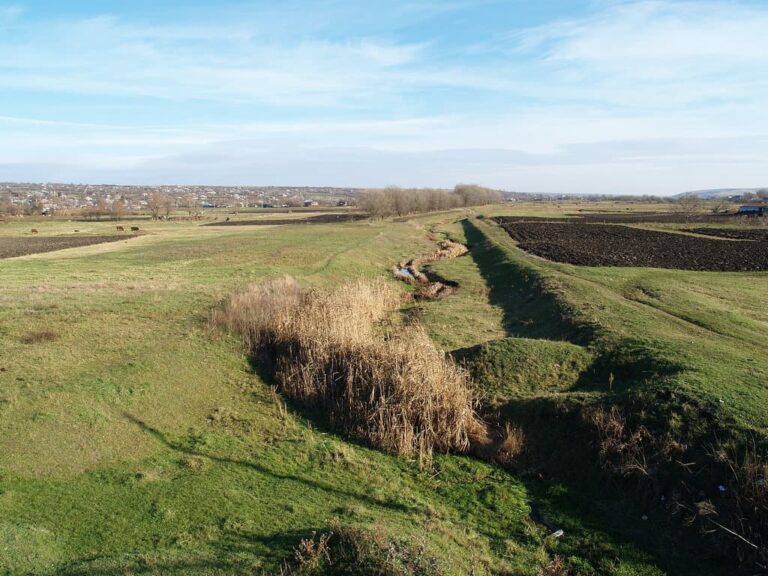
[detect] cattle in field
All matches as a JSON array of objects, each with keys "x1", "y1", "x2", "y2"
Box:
[
  {"x1": 30, "y1": 229, "x2": 38, "y2": 234},
  {"x1": 130, "y1": 226, "x2": 140, "y2": 232},
  {"x1": 116, "y1": 226, "x2": 124, "y2": 231}
]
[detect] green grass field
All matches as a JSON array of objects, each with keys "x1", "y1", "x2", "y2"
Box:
[{"x1": 1, "y1": 205, "x2": 763, "y2": 574}]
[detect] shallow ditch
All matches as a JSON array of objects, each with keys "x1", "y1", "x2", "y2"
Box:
[{"x1": 392, "y1": 238, "x2": 468, "y2": 301}]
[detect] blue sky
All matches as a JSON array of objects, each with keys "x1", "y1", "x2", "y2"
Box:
[{"x1": 1, "y1": 0, "x2": 767, "y2": 194}]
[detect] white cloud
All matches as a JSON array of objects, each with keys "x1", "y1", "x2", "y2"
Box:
[
  {"x1": 1, "y1": 1, "x2": 768, "y2": 193},
  {"x1": 510, "y1": 1, "x2": 768, "y2": 108}
]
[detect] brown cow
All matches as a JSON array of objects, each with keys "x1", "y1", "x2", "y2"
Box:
[
  {"x1": 30, "y1": 228, "x2": 38, "y2": 234},
  {"x1": 116, "y1": 226, "x2": 124, "y2": 231},
  {"x1": 130, "y1": 226, "x2": 140, "y2": 232}
]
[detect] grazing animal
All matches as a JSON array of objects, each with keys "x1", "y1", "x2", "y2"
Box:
[
  {"x1": 130, "y1": 226, "x2": 140, "y2": 232},
  {"x1": 225, "y1": 217, "x2": 230, "y2": 222},
  {"x1": 74, "y1": 229, "x2": 80, "y2": 232},
  {"x1": 116, "y1": 225, "x2": 124, "y2": 231},
  {"x1": 30, "y1": 228, "x2": 38, "y2": 234}
]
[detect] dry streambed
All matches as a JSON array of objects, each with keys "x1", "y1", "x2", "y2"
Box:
[{"x1": 392, "y1": 238, "x2": 468, "y2": 300}]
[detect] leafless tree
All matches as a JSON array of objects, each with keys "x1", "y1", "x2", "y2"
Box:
[
  {"x1": 360, "y1": 184, "x2": 502, "y2": 218},
  {"x1": 676, "y1": 195, "x2": 703, "y2": 218},
  {"x1": 147, "y1": 192, "x2": 166, "y2": 220},
  {"x1": 110, "y1": 198, "x2": 127, "y2": 221},
  {"x1": 710, "y1": 198, "x2": 730, "y2": 214}
]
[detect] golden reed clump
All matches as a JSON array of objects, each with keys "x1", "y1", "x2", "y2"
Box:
[{"x1": 211, "y1": 276, "x2": 485, "y2": 463}]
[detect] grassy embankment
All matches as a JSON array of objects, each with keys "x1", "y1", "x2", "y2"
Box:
[
  {"x1": 0, "y1": 212, "x2": 690, "y2": 575},
  {"x1": 414, "y1": 211, "x2": 767, "y2": 572}
]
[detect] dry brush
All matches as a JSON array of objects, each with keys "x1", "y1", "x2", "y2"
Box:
[{"x1": 211, "y1": 277, "x2": 485, "y2": 462}]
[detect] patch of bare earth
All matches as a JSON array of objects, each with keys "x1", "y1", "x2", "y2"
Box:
[{"x1": 0, "y1": 235, "x2": 130, "y2": 259}]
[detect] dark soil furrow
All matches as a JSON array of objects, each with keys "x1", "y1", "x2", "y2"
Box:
[
  {"x1": 495, "y1": 219, "x2": 768, "y2": 272},
  {"x1": 0, "y1": 235, "x2": 130, "y2": 260}
]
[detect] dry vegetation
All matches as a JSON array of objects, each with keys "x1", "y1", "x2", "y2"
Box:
[
  {"x1": 274, "y1": 522, "x2": 443, "y2": 576},
  {"x1": 360, "y1": 184, "x2": 502, "y2": 218},
  {"x1": 393, "y1": 239, "x2": 469, "y2": 300},
  {"x1": 211, "y1": 277, "x2": 485, "y2": 463},
  {"x1": 585, "y1": 404, "x2": 768, "y2": 564}
]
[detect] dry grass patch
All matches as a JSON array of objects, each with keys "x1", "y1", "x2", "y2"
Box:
[
  {"x1": 495, "y1": 423, "x2": 526, "y2": 465},
  {"x1": 276, "y1": 522, "x2": 444, "y2": 576},
  {"x1": 212, "y1": 277, "x2": 485, "y2": 463},
  {"x1": 18, "y1": 330, "x2": 59, "y2": 344}
]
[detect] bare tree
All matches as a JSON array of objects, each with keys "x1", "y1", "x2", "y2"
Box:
[
  {"x1": 676, "y1": 195, "x2": 703, "y2": 218},
  {"x1": 147, "y1": 192, "x2": 166, "y2": 220},
  {"x1": 360, "y1": 184, "x2": 502, "y2": 218},
  {"x1": 182, "y1": 193, "x2": 202, "y2": 218},
  {"x1": 110, "y1": 198, "x2": 127, "y2": 221},
  {"x1": 710, "y1": 198, "x2": 730, "y2": 214},
  {"x1": 454, "y1": 184, "x2": 502, "y2": 206}
]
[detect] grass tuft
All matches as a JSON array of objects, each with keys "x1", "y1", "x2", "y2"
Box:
[
  {"x1": 276, "y1": 521, "x2": 443, "y2": 576},
  {"x1": 18, "y1": 330, "x2": 59, "y2": 344}
]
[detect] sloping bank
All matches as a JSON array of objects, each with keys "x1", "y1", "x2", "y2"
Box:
[{"x1": 459, "y1": 216, "x2": 768, "y2": 572}]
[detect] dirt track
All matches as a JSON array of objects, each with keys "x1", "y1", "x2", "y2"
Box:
[
  {"x1": 495, "y1": 220, "x2": 768, "y2": 271},
  {"x1": 0, "y1": 235, "x2": 127, "y2": 260}
]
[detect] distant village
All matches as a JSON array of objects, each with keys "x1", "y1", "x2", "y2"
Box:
[
  {"x1": 1, "y1": 181, "x2": 766, "y2": 219},
  {"x1": 0, "y1": 183, "x2": 362, "y2": 217}
]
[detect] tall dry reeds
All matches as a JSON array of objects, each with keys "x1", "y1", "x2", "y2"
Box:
[{"x1": 211, "y1": 276, "x2": 484, "y2": 462}]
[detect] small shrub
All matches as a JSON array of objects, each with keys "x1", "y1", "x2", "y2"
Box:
[
  {"x1": 584, "y1": 405, "x2": 653, "y2": 480},
  {"x1": 277, "y1": 522, "x2": 443, "y2": 576},
  {"x1": 539, "y1": 555, "x2": 568, "y2": 576},
  {"x1": 712, "y1": 441, "x2": 768, "y2": 562},
  {"x1": 495, "y1": 423, "x2": 525, "y2": 465}
]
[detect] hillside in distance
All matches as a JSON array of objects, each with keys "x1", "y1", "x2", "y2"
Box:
[{"x1": 676, "y1": 187, "x2": 767, "y2": 199}]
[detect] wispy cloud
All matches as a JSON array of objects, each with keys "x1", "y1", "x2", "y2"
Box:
[
  {"x1": 1, "y1": 1, "x2": 767, "y2": 193},
  {"x1": 509, "y1": 1, "x2": 768, "y2": 108}
]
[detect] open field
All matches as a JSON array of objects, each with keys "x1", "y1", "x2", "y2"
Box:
[
  {"x1": 0, "y1": 235, "x2": 134, "y2": 260},
  {"x1": 205, "y1": 211, "x2": 367, "y2": 226},
  {"x1": 689, "y1": 227, "x2": 768, "y2": 241},
  {"x1": 496, "y1": 219, "x2": 768, "y2": 271},
  {"x1": 1, "y1": 203, "x2": 766, "y2": 574}
]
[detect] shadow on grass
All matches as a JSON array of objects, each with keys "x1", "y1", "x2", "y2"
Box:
[
  {"x1": 55, "y1": 527, "x2": 320, "y2": 575},
  {"x1": 459, "y1": 218, "x2": 682, "y2": 393},
  {"x1": 494, "y1": 395, "x2": 732, "y2": 576},
  {"x1": 122, "y1": 411, "x2": 416, "y2": 517},
  {"x1": 460, "y1": 218, "x2": 591, "y2": 344}
]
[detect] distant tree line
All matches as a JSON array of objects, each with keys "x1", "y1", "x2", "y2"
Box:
[{"x1": 360, "y1": 184, "x2": 502, "y2": 218}]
